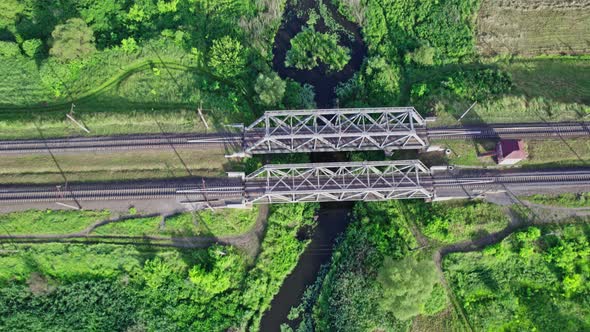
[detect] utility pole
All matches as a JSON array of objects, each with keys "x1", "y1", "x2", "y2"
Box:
[
  {"x1": 458, "y1": 101, "x2": 477, "y2": 121},
  {"x1": 66, "y1": 104, "x2": 90, "y2": 133},
  {"x1": 197, "y1": 101, "x2": 209, "y2": 130}
]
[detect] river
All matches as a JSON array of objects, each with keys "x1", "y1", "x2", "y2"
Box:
[{"x1": 259, "y1": 1, "x2": 366, "y2": 330}]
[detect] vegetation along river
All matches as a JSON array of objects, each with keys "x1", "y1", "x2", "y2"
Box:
[{"x1": 260, "y1": 0, "x2": 367, "y2": 330}]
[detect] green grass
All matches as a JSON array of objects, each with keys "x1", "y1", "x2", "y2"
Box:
[
  {"x1": 0, "y1": 41, "x2": 255, "y2": 140},
  {"x1": 0, "y1": 210, "x2": 109, "y2": 235},
  {"x1": 443, "y1": 224, "x2": 590, "y2": 331},
  {"x1": 430, "y1": 138, "x2": 590, "y2": 168},
  {"x1": 427, "y1": 58, "x2": 590, "y2": 126},
  {"x1": 407, "y1": 200, "x2": 510, "y2": 244},
  {"x1": 0, "y1": 148, "x2": 230, "y2": 184},
  {"x1": 522, "y1": 193, "x2": 590, "y2": 208},
  {"x1": 91, "y1": 208, "x2": 259, "y2": 237}
]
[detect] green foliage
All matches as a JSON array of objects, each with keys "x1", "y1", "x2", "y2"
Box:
[
  {"x1": 423, "y1": 283, "x2": 448, "y2": 315},
  {"x1": 0, "y1": 41, "x2": 21, "y2": 57},
  {"x1": 525, "y1": 192, "x2": 590, "y2": 208},
  {"x1": 361, "y1": 0, "x2": 479, "y2": 64},
  {"x1": 21, "y1": 39, "x2": 43, "y2": 58},
  {"x1": 364, "y1": 56, "x2": 401, "y2": 104},
  {"x1": 189, "y1": 245, "x2": 246, "y2": 299},
  {"x1": 0, "y1": 0, "x2": 23, "y2": 29},
  {"x1": 0, "y1": 204, "x2": 318, "y2": 331},
  {"x1": 312, "y1": 201, "x2": 418, "y2": 332},
  {"x1": 0, "y1": 280, "x2": 138, "y2": 331},
  {"x1": 208, "y1": 36, "x2": 247, "y2": 79},
  {"x1": 255, "y1": 72, "x2": 286, "y2": 106},
  {"x1": 0, "y1": 209, "x2": 109, "y2": 235},
  {"x1": 121, "y1": 37, "x2": 139, "y2": 53},
  {"x1": 284, "y1": 81, "x2": 316, "y2": 109},
  {"x1": 49, "y1": 18, "x2": 97, "y2": 62},
  {"x1": 285, "y1": 26, "x2": 351, "y2": 72},
  {"x1": 378, "y1": 256, "x2": 438, "y2": 321},
  {"x1": 443, "y1": 69, "x2": 512, "y2": 102},
  {"x1": 408, "y1": 201, "x2": 510, "y2": 244},
  {"x1": 444, "y1": 224, "x2": 590, "y2": 331},
  {"x1": 408, "y1": 44, "x2": 435, "y2": 66}
]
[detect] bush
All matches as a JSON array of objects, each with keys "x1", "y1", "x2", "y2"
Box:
[
  {"x1": 49, "y1": 18, "x2": 96, "y2": 62},
  {"x1": 0, "y1": 41, "x2": 21, "y2": 57},
  {"x1": 443, "y1": 69, "x2": 512, "y2": 101},
  {"x1": 284, "y1": 81, "x2": 316, "y2": 109},
  {"x1": 285, "y1": 26, "x2": 350, "y2": 72},
  {"x1": 377, "y1": 256, "x2": 438, "y2": 321},
  {"x1": 364, "y1": 56, "x2": 401, "y2": 104},
  {"x1": 208, "y1": 36, "x2": 247, "y2": 79},
  {"x1": 255, "y1": 72, "x2": 286, "y2": 106},
  {"x1": 21, "y1": 39, "x2": 43, "y2": 58}
]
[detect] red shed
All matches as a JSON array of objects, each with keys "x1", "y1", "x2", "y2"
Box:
[{"x1": 496, "y1": 140, "x2": 526, "y2": 165}]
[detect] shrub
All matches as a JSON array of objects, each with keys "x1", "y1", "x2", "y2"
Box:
[
  {"x1": 208, "y1": 36, "x2": 246, "y2": 78},
  {"x1": 21, "y1": 39, "x2": 43, "y2": 58},
  {"x1": 377, "y1": 256, "x2": 438, "y2": 321},
  {"x1": 0, "y1": 41, "x2": 21, "y2": 57},
  {"x1": 255, "y1": 72, "x2": 286, "y2": 106},
  {"x1": 285, "y1": 26, "x2": 350, "y2": 72},
  {"x1": 443, "y1": 69, "x2": 512, "y2": 101},
  {"x1": 49, "y1": 18, "x2": 96, "y2": 62}
]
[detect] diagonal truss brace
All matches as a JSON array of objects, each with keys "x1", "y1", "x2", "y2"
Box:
[
  {"x1": 244, "y1": 107, "x2": 428, "y2": 154},
  {"x1": 244, "y1": 160, "x2": 433, "y2": 204}
]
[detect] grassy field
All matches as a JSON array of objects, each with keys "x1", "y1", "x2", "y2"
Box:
[
  {"x1": 0, "y1": 148, "x2": 230, "y2": 184},
  {"x1": 407, "y1": 200, "x2": 510, "y2": 244},
  {"x1": 0, "y1": 210, "x2": 109, "y2": 235},
  {"x1": 92, "y1": 208, "x2": 259, "y2": 237},
  {"x1": 0, "y1": 42, "x2": 254, "y2": 140},
  {"x1": 476, "y1": 0, "x2": 590, "y2": 56},
  {"x1": 429, "y1": 57, "x2": 590, "y2": 126},
  {"x1": 522, "y1": 192, "x2": 590, "y2": 208},
  {"x1": 429, "y1": 138, "x2": 590, "y2": 168}
]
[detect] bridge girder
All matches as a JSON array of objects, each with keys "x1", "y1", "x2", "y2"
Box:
[
  {"x1": 244, "y1": 160, "x2": 433, "y2": 204},
  {"x1": 244, "y1": 107, "x2": 428, "y2": 154}
]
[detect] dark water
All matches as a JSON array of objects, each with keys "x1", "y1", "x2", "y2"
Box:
[
  {"x1": 259, "y1": 1, "x2": 366, "y2": 331},
  {"x1": 259, "y1": 202, "x2": 353, "y2": 331},
  {"x1": 272, "y1": 0, "x2": 367, "y2": 108}
]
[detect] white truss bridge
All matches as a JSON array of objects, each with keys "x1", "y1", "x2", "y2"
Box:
[
  {"x1": 243, "y1": 160, "x2": 433, "y2": 203},
  {"x1": 243, "y1": 107, "x2": 428, "y2": 154}
]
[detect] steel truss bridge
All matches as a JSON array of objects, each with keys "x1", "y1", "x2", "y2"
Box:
[
  {"x1": 3, "y1": 161, "x2": 590, "y2": 209},
  {"x1": 243, "y1": 107, "x2": 428, "y2": 154},
  {"x1": 1, "y1": 107, "x2": 589, "y2": 155}
]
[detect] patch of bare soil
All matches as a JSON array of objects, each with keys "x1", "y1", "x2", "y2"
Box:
[{"x1": 476, "y1": 0, "x2": 590, "y2": 56}]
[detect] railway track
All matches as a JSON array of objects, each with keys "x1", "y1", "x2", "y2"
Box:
[
  {"x1": 0, "y1": 178, "x2": 244, "y2": 204},
  {"x1": 1, "y1": 122, "x2": 589, "y2": 155},
  {"x1": 2, "y1": 169, "x2": 590, "y2": 205},
  {"x1": 0, "y1": 132, "x2": 243, "y2": 154},
  {"x1": 428, "y1": 122, "x2": 590, "y2": 140}
]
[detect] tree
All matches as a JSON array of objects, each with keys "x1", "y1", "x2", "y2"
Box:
[
  {"x1": 410, "y1": 44, "x2": 435, "y2": 66},
  {"x1": 49, "y1": 18, "x2": 96, "y2": 62},
  {"x1": 208, "y1": 36, "x2": 246, "y2": 79},
  {"x1": 189, "y1": 246, "x2": 245, "y2": 299},
  {"x1": 255, "y1": 73, "x2": 286, "y2": 106},
  {"x1": 364, "y1": 56, "x2": 401, "y2": 104},
  {"x1": 0, "y1": 41, "x2": 20, "y2": 57},
  {"x1": 121, "y1": 37, "x2": 138, "y2": 53},
  {"x1": 22, "y1": 39, "x2": 43, "y2": 58},
  {"x1": 0, "y1": 0, "x2": 23, "y2": 28},
  {"x1": 377, "y1": 256, "x2": 438, "y2": 321}
]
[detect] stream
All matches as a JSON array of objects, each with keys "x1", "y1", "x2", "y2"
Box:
[{"x1": 259, "y1": 1, "x2": 367, "y2": 330}]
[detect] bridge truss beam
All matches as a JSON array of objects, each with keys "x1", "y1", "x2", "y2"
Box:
[
  {"x1": 244, "y1": 160, "x2": 433, "y2": 204},
  {"x1": 244, "y1": 107, "x2": 428, "y2": 154}
]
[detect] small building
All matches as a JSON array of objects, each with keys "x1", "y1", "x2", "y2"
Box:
[{"x1": 496, "y1": 140, "x2": 526, "y2": 165}]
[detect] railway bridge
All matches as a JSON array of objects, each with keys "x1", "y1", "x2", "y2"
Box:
[
  {"x1": 2, "y1": 107, "x2": 589, "y2": 155},
  {"x1": 2, "y1": 161, "x2": 590, "y2": 211}
]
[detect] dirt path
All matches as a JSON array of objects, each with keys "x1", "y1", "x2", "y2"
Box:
[{"x1": 0, "y1": 206, "x2": 269, "y2": 256}]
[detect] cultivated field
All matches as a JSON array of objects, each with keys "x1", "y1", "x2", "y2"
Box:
[{"x1": 476, "y1": 0, "x2": 590, "y2": 56}]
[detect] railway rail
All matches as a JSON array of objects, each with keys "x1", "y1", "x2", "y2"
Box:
[
  {"x1": 2, "y1": 167, "x2": 590, "y2": 206},
  {"x1": 1, "y1": 122, "x2": 588, "y2": 155}
]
